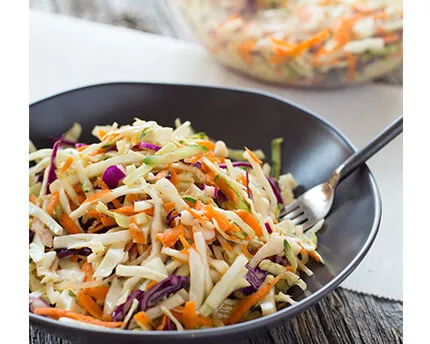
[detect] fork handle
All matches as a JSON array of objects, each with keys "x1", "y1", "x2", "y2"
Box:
[{"x1": 329, "y1": 116, "x2": 403, "y2": 187}]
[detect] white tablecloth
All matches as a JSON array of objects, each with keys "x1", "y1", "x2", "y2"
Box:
[{"x1": 30, "y1": 10, "x2": 403, "y2": 300}]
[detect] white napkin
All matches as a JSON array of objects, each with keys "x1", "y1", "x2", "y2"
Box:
[{"x1": 30, "y1": 10, "x2": 403, "y2": 300}]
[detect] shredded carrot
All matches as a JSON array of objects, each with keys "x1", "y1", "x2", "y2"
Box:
[
  {"x1": 238, "y1": 40, "x2": 256, "y2": 65},
  {"x1": 156, "y1": 315, "x2": 168, "y2": 331},
  {"x1": 77, "y1": 291, "x2": 103, "y2": 320},
  {"x1": 34, "y1": 308, "x2": 124, "y2": 328},
  {"x1": 382, "y1": 34, "x2": 401, "y2": 44},
  {"x1": 102, "y1": 314, "x2": 113, "y2": 322},
  {"x1": 229, "y1": 224, "x2": 240, "y2": 233},
  {"x1": 46, "y1": 191, "x2": 60, "y2": 215},
  {"x1": 97, "y1": 177, "x2": 122, "y2": 208},
  {"x1": 179, "y1": 234, "x2": 192, "y2": 249},
  {"x1": 239, "y1": 174, "x2": 247, "y2": 186},
  {"x1": 73, "y1": 184, "x2": 83, "y2": 193},
  {"x1": 182, "y1": 301, "x2": 197, "y2": 330},
  {"x1": 196, "y1": 140, "x2": 216, "y2": 151},
  {"x1": 86, "y1": 210, "x2": 100, "y2": 218},
  {"x1": 169, "y1": 168, "x2": 179, "y2": 187},
  {"x1": 129, "y1": 216, "x2": 146, "y2": 244},
  {"x1": 134, "y1": 311, "x2": 154, "y2": 329},
  {"x1": 29, "y1": 194, "x2": 38, "y2": 204},
  {"x1": 59, "y1": 213, "x2": 81, "y2": 234},
  {"x1": 308, "y1": 250, "x2": 323, "y2": 263},
  {"x1": 76, "y1": 145, "x2": 88, "y2": 152},
  {"x1": 143, "y1": 207, "x2": 154, "y2": 217},
  {"x1": 205, "y1": 171, "x2": 216, "y2": 185},
  {"x1": 87, "y1": 220, "x2": 106, "y2": 234},
  {"x1": 346, "y1": 53, "x2": 357, "y2": 81},
  {"x1": 60, "y1": 156, "x2": 74, "y2": 174},
  {"x1": 98, "y1": 129, "x2": 107, "y2": 139},
  {"x1": 113, "y1": 206, "x2": 136, "y2": 216},
  {"x1": 227, "y1": 274, "x2": 283, "y2": 324},
  {"x1": 270, "y1": 29, "x2": 330, "y2": 64},
  {"x1": 188, "y1": 153, "x2": 204, "y2": 164},
  {"x1": 245, "y1": 147, "x2": 262, "y2": 165},
  {"x1": 241, "y1": 245, "x2": 253, "y2": 258},
  {"x1": 187, "y1": 207, "x2": 206, "y2": 221},
  {"x1": 286, "y1": 265, "x2": 295, "y2": 272},
  {"x1": 100, "y1": 214, "x2": 116, "y2": 227},
  {"x1": 70, "y1": 255, "x2": 79, "y2": 263},
  {"x1": 156, "y1": 224, "x2": 186, "y2": 247},
  {"x1": 172, "y1": 309, "x2": 222, "y2": 328},
  {"x1": 235, "y1": 209, "x2": 263, "y2": 237},
  {"x1": 218, "y1": 236, "x2": 233, "y2": 252},
  {"x1": 82, "y1": 190, "x2": 110, "y2": 204},
  {"x1": 163, "y1": 201, "x2": 176, "y2": 214},
  {"x1": 81, "y1": 262, "x2": 93, "y2": 282},
  {"x1": 125, "y1": 194, "x2": 139, "y2": 203},
  {"x1": 205, "y1": 205, "x2": 231, "y2": 231},
  {"x1": 204, "y1": 152, "x2": 221, "y2": 164},
  {"x1": 214, "y1": 177, "x2": 238, "y2": 206},
  {"x1": 83, "y1": 286, "x2": 109, "y2": 302},
  {"x1": 198, "y1": 314, "x2": 223, "y2": 327},
  {"x1": 333, "y1": 15, "x2": 363, "y2": 49},
  {"x1": 146, "y1": 281, "x2": 158, "y2": 291}
]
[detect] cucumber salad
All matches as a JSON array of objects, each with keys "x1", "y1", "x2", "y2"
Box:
[
  {"x1": 29, "y1": 119, "x2": 324, "y2": 330},
  {"x1": 173, "y1": 0, "x2": 403, "y2": 86}
]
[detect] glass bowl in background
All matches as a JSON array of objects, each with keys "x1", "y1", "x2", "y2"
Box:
[{"x1": 166, "y1": 0, "x2": 403, "y2": 87}]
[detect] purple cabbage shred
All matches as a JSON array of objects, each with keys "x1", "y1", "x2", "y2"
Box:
[
  {"x1": 140, "y1": 275, "x2": 189, "y2": 311},
  {"x1": 266, "y1": 177, "x2": 284, "y2": 204},
  {"x1": 112, "y1": 289, "x2": 145, "y2": 322},
  {"x1": 166, "y1": 210, "x2": 181, "y2": 226},
  {"x1": 219, "y1": 162, "x2": 252, "y2": 169},
  {"x1": 240, "y1": 264, "x2": 267, "y2": 295},
  {"x1": 46, "y1": 134, "x2": 65, "y2": 190},
  {"x1": 55, "y1": 247, "x2": 92, "y2": 259},
  {"x1": 136, "y1": 142, "x2": 161, "y2": 152}
]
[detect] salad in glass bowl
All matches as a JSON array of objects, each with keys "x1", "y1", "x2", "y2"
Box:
[{"x1": 167, "y1": 0, "x2": 403, "y2": 87}]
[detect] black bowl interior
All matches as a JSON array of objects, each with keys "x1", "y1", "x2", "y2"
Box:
[{"x1": 29, "y1": 83, "x2": 381, "y2": 344}]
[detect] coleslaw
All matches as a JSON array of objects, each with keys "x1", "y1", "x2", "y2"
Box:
[
  {"x1": 29, "y1": 119, "x2": 324, "y2": 330},
  {"x1": 171, "y1": 0, "x2": 403, "y2": 86}
]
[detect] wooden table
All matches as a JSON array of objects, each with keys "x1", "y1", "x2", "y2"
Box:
[{"x1": 28, "y1": 1, "x2": 403, "y2": 343}]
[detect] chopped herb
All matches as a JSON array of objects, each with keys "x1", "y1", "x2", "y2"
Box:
[
  {"x1": 29, "y1": 258, "x2": 33, "y2": 264},
  {"x1": 183, "y1": 196, "x2": 197, "y2": 205},
  {"x1": 271, "y1": 137, "x2": 283, "y2": 179},
  {"x1": 140, "y1": 128, "x2": 151, "y2": 140},
  {"x1": 191, "y1": 132, "x2": 207, "y2": 139},
  {"x1": 284, "y1": 239, "x2": 297, "y2": 272},
  {"x1": 68, "y1": 290, "x2": 76, "y2": 297},
  {"x1": 101, "y1": 143, "x2": 114, "y2": 149}
]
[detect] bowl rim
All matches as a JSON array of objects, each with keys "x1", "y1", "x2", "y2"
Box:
[{"x1": 29, "y1": 81, "x2": 382, "y2": 339}]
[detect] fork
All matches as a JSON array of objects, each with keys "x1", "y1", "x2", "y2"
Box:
[{"x1": 279, "y1": 116, "x2": 403, "y2": 230}]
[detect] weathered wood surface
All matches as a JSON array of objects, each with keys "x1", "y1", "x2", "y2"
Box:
[
  {"x1": 28, "y1": 1, "x2": 403, "y2": 343},
  {"x1": 29, "y1": 0, "x2": 403, "y2": 86},
  {"x1": 30, "y1": 289, "x2": 402, "y2": 344}
]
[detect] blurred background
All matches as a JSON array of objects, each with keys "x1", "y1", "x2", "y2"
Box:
[{"x1": 30, "y1": 0, "x2": 402, "y2": 87}]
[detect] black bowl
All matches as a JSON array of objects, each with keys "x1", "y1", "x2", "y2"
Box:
[{"x1": 29, "y1": 82, "x2": 381, "y2": 344}]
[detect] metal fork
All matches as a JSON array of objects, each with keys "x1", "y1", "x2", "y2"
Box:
[{"x1": 279, "y1": 116, "x2": 403, "y2": 230}]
